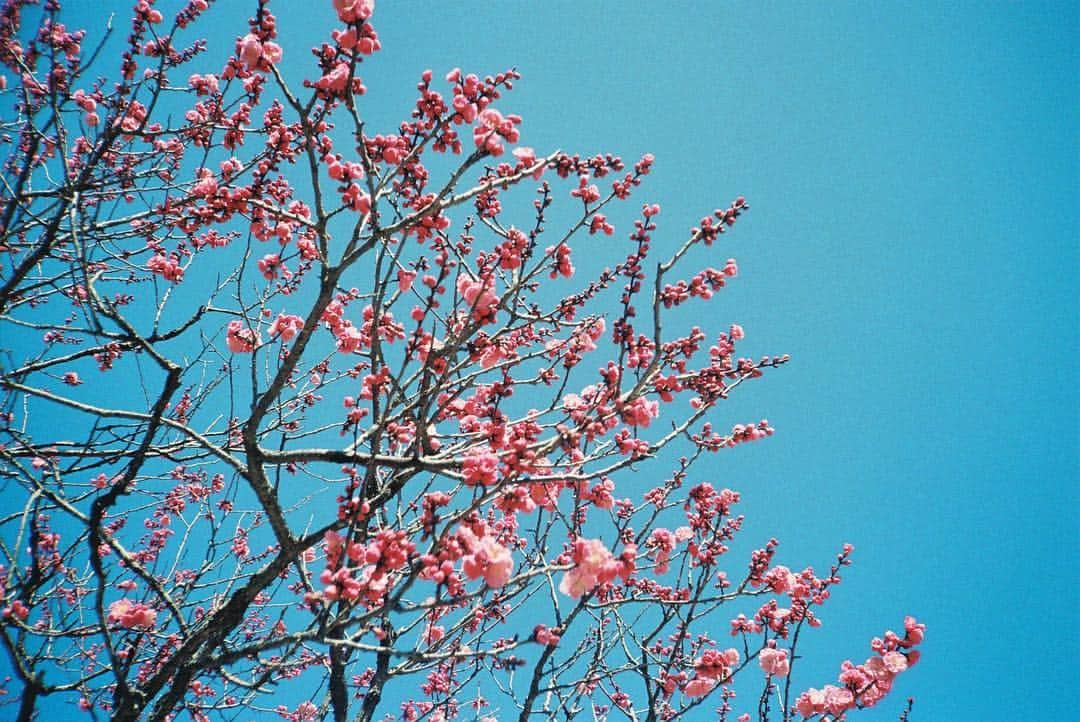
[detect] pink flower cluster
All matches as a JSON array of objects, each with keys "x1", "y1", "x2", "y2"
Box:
[
  {"x1": 269, "y1": 313, "x2": 304, "y2": 341},
  {"x1": 758, "y1": 646, "x2": 790, "y2": 676},
  {"x1": 258, "y1": 253, "x2": 290, "y2": 280},
  {"x1": 334, "y1": 0, "x2": 375, "y2": 23},
  {"x1": 225, "y1": 320, "x2": 261, "y2": 353},
  {"x1": 645, "y1": 526, "x2": 693, "y2": 574},
  {"x1": 533, "y1": 624, "x2": 561, "y2": 646},
  {"x1": 456, "y1": 274, "x2": 499, "y2": 325},
  {"x1": 461, "y1": 448, "x2": 499, "y2": 487},
  {"x1": 147, "y1": 253, "x2": 184, "y2": 283},
  {"x1": 684, "y1": 648, "x2": 740, "y2": 697},
  {"x1": 620, "y1": 395, "x2": 660, "y2": 428},
  {"x1": 459, "y1": 527, "x2": 513, "y2": 588},
  {"x1": 660, "y1": 261, "x2": 738, "y2": 308},
  {"x1": 236, "y1": 33, "x2": 282, "y2": 72},
  {"x1": 472, "y1": 108, "x2": 521, "y2": 157},
  {"x1": 314, "y1": 529, "x2": 416, "y2": 606},
  {"x1": 73, "y1": 88, "x2": 99, "y2": 127},
  {"x1": 796, "y1": 616, "x2": 925, "y2": 717},
  {"x1": 107, "y1": 598, "x2": 157, "y2": 629},
  {"x1": 2, "y1": 600, "x2": 29, "y2": 621},
  {"x1": 558, "y1": 538, "x2": 635, "y2": 598}
]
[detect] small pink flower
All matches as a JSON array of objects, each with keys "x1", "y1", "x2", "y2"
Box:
[
  {"x1": 397, "y1": 269, "x2": 416, "y2": 292},
  {"x1": 558, "y1": 538, "x2": 632, "y2": 598},
  {"x1": 2, "y1": 600, "x2": 29, "y2": 620},
  {"x1": 334, "y1": 0, "x2": 376, "y2": 23},
  {"x1": 758, "y1": 647, "x2": 790, "y2": 677},
  {"x1": 269, "y1": 313, "x2": 304, "y2": 342},
  {"x1": 258, "y1": 253, "x2": 282, "y2": 280},
  {"x1": 882, "y1": 650, "x2": 909, "y2": 674},
  {"x1": 225, "y1": 320, "x2": 260, "y2": 353},
  {"x1": 513, "y1": 146, "x2": 545, "y2": 179},
  {"x1": 108, "y1": 598, "x2": 157, "y2": 629},
  {"x1": 683, "y1": 677, "x2": 715, "y2": 697},
  {"x1": 533, "y1": 624, "x2": 561, "y2": 646},
  {"x1": 460, "y1": 530, "x2": 514, "y2": 588},
  {"x1": 237, "y1": 34, "x2": 263, "y2": 69}
]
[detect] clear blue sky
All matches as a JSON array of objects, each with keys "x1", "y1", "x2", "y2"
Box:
[{"x1": 32, "y1": 1, "x2": 1080, "y2": 719}]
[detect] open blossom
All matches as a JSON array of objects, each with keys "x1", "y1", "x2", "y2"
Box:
[
  {"x1": 334, "y1": 0, "x2": 375, "y2": 23},
  {"x1": 621, "y1": 395, "x2": 659, "y2": 427},
  {"x1": 236, "y1": 33, "x2": 282, "y2": 71},
  {"x1": 226, "y1": 320, "x2": 261, "y2": 353},
  {"x1": 258, "y1": 253, "x2": 282, "y2": 280},
  {"x1": 472, "y1": 108, "x2": 521, "y2": 156},
  {"x1": 513, "y1": 146, "x2": 545, "y2": 179},
  {"x1": 559, "y1": 538, "x2": 633, "y2": 598},
  {"x1": 188, "y1": 73, "x2": 219, "y2": 95},
  {"x1": 108, "y1": 599, "x2": 157, "y2": 629},
  {"x1": 269, "y1": 313, "x2": 304, "y2": 341},
  {"x1": 460, "y1": 530, "x2": 514, "y2": 588},
  {"x1": 316, "y1": 62, "x2": 351, "y2": 94},
  {"x1": 533, "y1": 624, "x2": 561, "y2": 646},
  {"x1": 397, "y1": 269, "x2": 416, "y2": 292},
  {"x1": 759, "y1": 647, "x2": 790, "y2": 676},
  {"x1": 147, "y1": 254, "x2": 184, "y2": 283},
  {"x1": 456, "y1": 274, "x2": 499, "y2": 324},
  {"x1": 461, "y1": 449, "x2": 499, "y2": 486},
  {"x1": 683, "y1": 677, "x2": 716, "y2": 698}
]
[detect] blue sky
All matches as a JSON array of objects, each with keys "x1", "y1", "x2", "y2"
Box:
[{"x1": 18, "y1": 1, "x2": 1080, "y2": 719}]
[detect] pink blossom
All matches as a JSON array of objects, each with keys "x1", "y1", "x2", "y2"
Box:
[
  {"x1": 694, "y1": 648, "x2": 739, "y2": 680},
  {"x1": 533, "y1": 624, "x2": 561, "y2": 646},
  {"x1": 262, "y1": 41, "x2": 283, "y2": 65},
  {"x1": 107, "y1": 599, "x2": 157, "y2": 629},
  {"x1": 882, "y1": 650, "x2": 909, "y2": 673},
  {"x1": 456, "y1": 274, "x2": 499, "y2": 324},
  {"x1": 683, "y1": 677, "x2": 715, "y2": 697},
  {"x1": 513, "y1": 146, "x2": 545, "y2": 179},
  {"x1": 269, "y1": 313, "x2": 304, "y2": 341},
  {"x1": 2, "y1": 600, "x2": 29, "y2": 620},
  {"x1": 237, "y1": 34, "x2": 263, "y2": 70},
  {"x1": 257, "y1": 253, "x2": 282, "y2": 280},
  {"x1": 824, "y1": 685, "x2": 855, "y2": 715},
  {"x1": 316, "y1": 62, "x2": 351, "y2": 95},
  {"x1": 621, "y1": 395, "x2": 659, "y2": 428},
  {"x1": 461, "y1": 530, "x2": 513, "y2": 588},
  {"x1": 559, "y1": 538, "x2": 633, "y2": 598},
  {"x1": 334, "y1": 0, "x2": 375, "y2": 23},
  {"x1": 472, "y1": 108, "x2": 521, "y2": 157},
  {"x1": 462, "y1": 449, "x2": 499, "y2": 486},
  {"x1": 147, "y1": 254, "x2": 184, "y2": 283},
  {"x1": 236, "y1": 34, "x2": 282, "y2": 71},
  {"x1": 397, "y1": 269, "x2": 416, "y2": 292},
  {"x1": 759, "y1": 647, "x2": 790, "y2": 677},
  {"x1": 225, "y1": 320, "x2": 260, "y2": 353}
]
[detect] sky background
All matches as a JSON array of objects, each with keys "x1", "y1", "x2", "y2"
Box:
[{"x1": 27, "y1": 1, "x2": 1080, "y2": 719}]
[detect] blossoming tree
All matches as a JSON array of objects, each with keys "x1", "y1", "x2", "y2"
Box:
[{"x1": 0, "y1": 1, "x2": 924, "y2": 720}]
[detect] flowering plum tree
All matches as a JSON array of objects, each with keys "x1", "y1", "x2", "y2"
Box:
[{"x1": 0, "y1": 1, "x2": 924, "y2": 721}]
